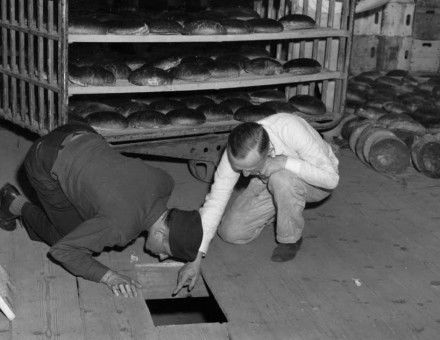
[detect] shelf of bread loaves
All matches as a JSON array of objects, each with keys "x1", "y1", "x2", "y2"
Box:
[
  {"x1": 69, "y1": 70, "x2": 343, "y2": 95},
  {"x1": 68, "y1": 7, "x2": 348, "y2": 43},
  {"x1": 69, "y1": 88, "x2": 339, "y2": 142},
  {"x1": 68, "y1": 28, "x2": 349, "y2": 43}
]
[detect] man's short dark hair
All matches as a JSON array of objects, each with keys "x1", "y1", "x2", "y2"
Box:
[{"x1": 228, "y1": 122, "x2": 270, "y2": 159}]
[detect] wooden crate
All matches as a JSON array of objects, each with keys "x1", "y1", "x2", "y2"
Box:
[
  {"x1": 381, "y1": 2, "x2": 415, "y2": 36},
  {"x1": 377, "y1": 36, "x2": 412, "y2": 71},
  {"x1": 409, "y1": 39, "x2": 440, "y2": 72},
  {"x1": 413, "y1": 7, "x2": 440, "y2": 40},
  {"x1": 354, "y1": 10, "x2": 382, "y2": 35},
  {"x1": 416, "y1": 0, "x2": 440, "y2": 8},
  {"x1": 350, "y1": 35, "x2": 379, "y2": 75}
]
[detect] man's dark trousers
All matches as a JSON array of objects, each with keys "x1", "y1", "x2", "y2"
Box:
[{"x1": 22, "y1": 123, "x2": 96, "y2": 246}]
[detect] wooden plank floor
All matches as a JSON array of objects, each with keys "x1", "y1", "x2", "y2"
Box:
[{"x1": 0, "y1": 127, "x2": 439, "y2": 339}]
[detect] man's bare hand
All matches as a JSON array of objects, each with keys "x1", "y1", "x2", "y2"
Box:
[
  {"x1": 100, "y1": 270, "x2": 142, "y2": 298},
  {"x1": 173, "y1": 255, "x2": 202, "y2": 296},
  {"x1": 260, "y1": 155, "x2": 287, "y2": 178}
]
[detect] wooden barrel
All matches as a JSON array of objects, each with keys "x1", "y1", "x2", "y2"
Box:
[
  {"x1": 411, "y1": 134, "x2": 440, "y2": 178},
  {"x1": 349, "y1": 121, "x2": 371, "y2": 152},
  {"x1": 362, "y1": 130, "x2": 411, "y2": 174}
]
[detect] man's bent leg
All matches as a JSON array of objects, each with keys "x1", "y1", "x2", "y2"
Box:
[
  {"x1": 22, "y1": 140, "x2": 83, "y2": 245},
  {"x1": 218, "y1": 177, "x2": 275, "y2": 244},
  {"x1": 268, "y1": 170, "x2": 331, "y2": 244}
]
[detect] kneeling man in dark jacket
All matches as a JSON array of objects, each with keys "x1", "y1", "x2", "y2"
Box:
[{"x1": 0, "y1": 123, "x2": 202, "y2": 298}]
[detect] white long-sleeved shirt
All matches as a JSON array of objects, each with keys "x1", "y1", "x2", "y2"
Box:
[{"x1": 198, "y1": 113, "x2": 339, "y2": 253}]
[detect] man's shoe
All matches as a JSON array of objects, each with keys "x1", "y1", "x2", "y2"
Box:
[
  {"x1": 271, "y1": 237, "x2": 303, "y2": 262},
  {"x1": 0, "y1": 183, "x2": 21, "y2": 222}
]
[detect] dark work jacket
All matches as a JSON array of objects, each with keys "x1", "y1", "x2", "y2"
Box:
[{"x1": 48, "y1": 134, "x2": 174, "y2": 282}]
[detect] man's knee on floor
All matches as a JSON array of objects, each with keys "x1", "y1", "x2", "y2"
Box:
[{"x1": 217, "y1": 220, "x2": 255, "y2": 244}]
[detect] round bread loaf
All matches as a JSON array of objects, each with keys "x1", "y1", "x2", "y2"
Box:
[
  {"x1": 375, "y1": 76, "x2": 402, "y2": 88},
  {"x1": 240, "y1": 48, "x2": 270, "y2": 60},
  {"x1": 278, "y1": 14, "x2": 315, "y2": 30},
  {"x1": 210, "y1": 61, "x2": 241, "y2": 78},
  {"x1": 214, "y1": 91, "x2": 250, "y2": 102},
  {"x1": 409, "y1": 107, "x2": 440, "y2": 127},
  {"x1": 367, "y1": 133, "x2": 411, "y2": 174},
  {"x1": 353, "y1": 75, "x2": 376, "y2": 86},
  {"x1": 411, "y1": 134, "x2": 440, "y2": 178},
  {"x1": 70, "y1": 101, "x2": 117, "y2": 117},
  {"x1": 215, "y1": 54, "x2": 249, "y2": 71},
  {"x1": 101, "y1": 62, "x2": 131, "y2": 79},
  {"x1": 371, "y1": 83, "x2": 397, "y2": 97},
  {"x1": 183, "y1": 20, "x2": 226, "y2": 35},
  {"x1": 180, "y1": 56, "x2": 215, "y2": 69},
  {"x1": 433, "y1": 86, "x2": 440, "y2": 98},
  {"x1": 349, "y1": 80, "x2": 372, "y2": 92},
  {"x1": 289, "y1": 95, "x2": 326, "y2": 115},
  {"x1": 383, "y1": 101, "x2": 409, "y2": 114},
  {"x1": 149, "y1": 99, "x2": 185, "y2": 114},
  {"x1": 400, "y1": 96, "x2": 433, "y2": 113},
  {"x1": 128, "y1": 66, "x2": 173, "y2": 86},
  {"x1": 376, "y1": 113, "x2": 414, "y2": 126},
  {"x1": 387, "y1": 119, "x2": 425, "y2": 134},
  {"x1": 394, "y1": 83, "x2": 418, "y2": 96},
  {"x1": 260, "y1": 101, "x2": 299, "y2": 114},
  {"x1": 86, "y1": 111, "x2": 128, "y2": 130},
  {"x1": 234, "y1": 105, "x2": 276, "y2": 122},
  {"x1": 167, "y1": 108, "x2": 206, "y2": 125},
  {"x1": 212, "y1": 7, "x2": 260, "y2": 21},
  {"x1": 69, "y1": 18, "x2": 108, "y2": 34},
  {"x1": 365, "y1": 100, "x2": 386, "y2": 110},
  {"x1": 123, "y1": 56, "x2": 147, "y2": 71},
  {"x1": 197, "y1": 9, "x2": 228, "y2": 20},
  {"x1": 247, "y1": 18, "x2": 283, "y2": 33},
  {"x1": 69, "y1": 65, "x2": 116, "y2": 86},
  {"x1": 148, "y1": 19, "x2": 183, "y2": 34},
  {"x1": 220, "y1": 98, "x2": 251, "y2": 113},
  {"x1": 68, "y1": 113, "x2": 89, "y2": 125},
  {"x1": 220, "y1": 19, "x2": 252, "y2": 34},
  {"x1": 158, "y1": 11, "x2": 191, "y2": 25},
  {"x1": 347, "y1": 88, "x2": 367, "y2": 106},
  {"x1": 244, "y1": 58, "x2": 283, "y2": 76},
  {"x1": 127, "y1": 110, "x2": 169, "y2": 128},
  {"x1": 114, "y1": 101, "x2": 149, "y2": 117},
  {"x1": 354, "y1": 107, "x2": 387, "y2": 120},
  {"x1": 340, "y1": 117, "x2": 366, "y2": 140},
  {"x1": 283, "y1": 58, "x2": 321, "y2": 74},
  {"x1": 153, "y1": 56, "x2": 182, "y2": 71},
  {"x1": 171, "y1": 62, "x2": 211, "y2": 82},
  {"x1": 197, "y1": 103, "x2": 233, "y2": 121},
  {"x1": 358, "y1": 71, "x2": 383, "y2": 81},
  {"x1": 386, "y1": 69, "x2": 408, "y2": 78},
  {"x1": 181, "y1": 96, "x2": 216, "y2": 110},
  {"x1": 250, "y1": 89, "x2": 286, "y2": 104},
  {"x1": 105, "y1": 19, "x2": 149, "y2": 35}
]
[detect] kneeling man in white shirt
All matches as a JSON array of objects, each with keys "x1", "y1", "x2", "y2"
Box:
[{"x1": 174, "y1": 113, "x2": 340, "y2": 293}]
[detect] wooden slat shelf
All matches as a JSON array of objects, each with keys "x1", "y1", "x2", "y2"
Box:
[
  {"x1": 99, "y1": 112, "x2": 338, "y2": 143},
  {"x1": 69, "y1": 71, "x2": 344, "y2": 95},
  {"x1": 68, "y1": 28, "x2": 349, "y2": 44}
]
